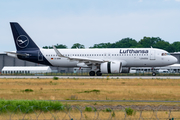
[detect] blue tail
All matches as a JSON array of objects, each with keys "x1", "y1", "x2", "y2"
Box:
[
  {"x1": 9, "y1": 22, "x2": 52, "y2": 66},
  {"x1": 10, "y1": 22, "x2": 39, "y2": 51}
]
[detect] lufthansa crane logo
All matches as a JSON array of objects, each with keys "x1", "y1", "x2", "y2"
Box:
[{"x1": 16, "y1": 35, "x2": 29, "y2": 48}]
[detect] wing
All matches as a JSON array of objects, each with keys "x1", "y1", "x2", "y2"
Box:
[{"x1": 52, "y1": 46, "x2": 109, "y2": 66}]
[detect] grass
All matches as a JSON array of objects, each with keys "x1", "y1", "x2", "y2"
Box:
[
  {"x1": 125, "y1": 107, "x2": 135, "y2": 116},
  {"x1": 0, "y1": 99, "x2": 63, "y2": 113},
  {"x1": 84, "y1": 89, "x2": 100, "y2": 93},
  {"x1": 85, "y1": 106, "x2": 92, "y2": 112},
  {"x1": 0, "y1": 78, "x2": 180, "y2": 102},
  {"x1": 24, "y1": 89, "x2": 33, "y2": 92},
  {"x1": 0, "y1": 99, "x2": 179, "y2": 119},
  {"x1": 53, "y1": 76, "x2": 59, "y2": 80}
]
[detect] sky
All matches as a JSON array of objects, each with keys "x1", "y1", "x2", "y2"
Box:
[{"x1": 0, "y1": 0, "x2": 180, "y2": 52}]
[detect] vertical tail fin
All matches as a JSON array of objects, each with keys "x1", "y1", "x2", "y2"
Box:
[{"x1": 10, "y1": 22, "x2": 39, "y2": 51}]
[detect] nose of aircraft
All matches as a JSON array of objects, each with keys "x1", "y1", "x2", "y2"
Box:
[{"x1": 172, "y1": 56, "x2": 178, "y2": 64}]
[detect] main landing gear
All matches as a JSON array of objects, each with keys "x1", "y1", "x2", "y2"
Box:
[
  {"x1": 96, "y1": 71, "x2": 102, "y2": 76},
  {"x1": 89, "y1": 71, "x2": 95, "y2": 76},
  {"x1": 89, "y1": 71, "x2": 102, "y2": 76}
]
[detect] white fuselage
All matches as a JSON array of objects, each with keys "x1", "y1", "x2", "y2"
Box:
[{"x1": 40, "y1": 48, "x2": 177, "y2": 67}]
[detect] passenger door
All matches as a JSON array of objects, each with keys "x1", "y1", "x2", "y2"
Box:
[{"x1": 150, "y1": 50, "x2": 155, "y2": 60}]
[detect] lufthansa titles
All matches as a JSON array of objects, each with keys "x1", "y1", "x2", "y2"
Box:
[{"x1": 120, "y1": 49, "x2": 148, "y2": 54}]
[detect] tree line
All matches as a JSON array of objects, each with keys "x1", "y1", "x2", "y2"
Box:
[{"x1": 43, "y1": 37, "x2": 180, "y2": 52}]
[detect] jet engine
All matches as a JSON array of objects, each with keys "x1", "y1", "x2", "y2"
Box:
[{"x1": 100, "y1": 62, "x2": 122, "y2": 73}]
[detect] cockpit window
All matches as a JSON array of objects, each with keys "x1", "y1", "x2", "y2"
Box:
[{"x1": 162, "y1": 53, "x2": 170, "y2": 56}]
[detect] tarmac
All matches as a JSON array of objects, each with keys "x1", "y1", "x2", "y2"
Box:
[{"x1": 0, "y1": 75, "x2": 180, "y2": 79}]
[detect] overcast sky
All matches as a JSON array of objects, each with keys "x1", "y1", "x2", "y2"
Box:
[{"x1": 0, "y1": 0, "x2": 180, "y2": 52}]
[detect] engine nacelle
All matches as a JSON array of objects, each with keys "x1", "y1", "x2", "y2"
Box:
[{"x1": 100, "y1": 62, "x2": 122, "y2": 73}]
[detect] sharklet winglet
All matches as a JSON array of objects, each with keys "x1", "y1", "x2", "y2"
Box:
[{"x1": 52, "y1": 45, "x2": 69, "y2": 58}]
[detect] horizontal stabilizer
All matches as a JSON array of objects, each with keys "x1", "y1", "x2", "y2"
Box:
[{"x1": 5, "y1": 51, "x2": 29, "y2": 57}]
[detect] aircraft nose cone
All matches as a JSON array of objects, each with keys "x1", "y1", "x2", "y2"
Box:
[{"x1": 172, "y1": 56, "x2": 178, "y2": 63}]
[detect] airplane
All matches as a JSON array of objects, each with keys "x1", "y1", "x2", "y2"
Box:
[{"x1": 6, "y1": 22, "x2": 178, "y2": 76}]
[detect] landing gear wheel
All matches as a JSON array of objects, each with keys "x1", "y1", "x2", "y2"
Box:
[
  {"x1": 96, "y1": 71, "x2": 102, "y2": 76},
  {"x1": 89, "y1": 71, "x2": 95, "y2": 76},
  {"x1": 152, "y1": 72, "x2": 156, "y2": 76}
]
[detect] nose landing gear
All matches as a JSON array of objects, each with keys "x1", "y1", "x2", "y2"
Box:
[
  {"x1": 151, "y1": 67, "x2": 156, "y2": 76},
  {"x1": 152, "y1": 72, "x2": 156, "y2": 76}
]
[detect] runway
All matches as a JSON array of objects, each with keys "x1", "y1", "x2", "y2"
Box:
[
  {"x1": 0, "y1": 75, "x2": 180, "y2": 79},
  {"x1": 53, "y1": 100, "x2": 180, "y2": 103}
]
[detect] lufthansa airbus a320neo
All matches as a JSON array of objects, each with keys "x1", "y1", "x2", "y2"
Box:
[{"x1": 6, "y1": 22, "x2": 178, "y2": 76}]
